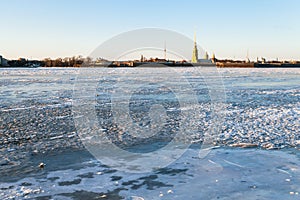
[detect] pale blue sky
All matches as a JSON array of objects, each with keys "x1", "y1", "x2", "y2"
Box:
[{"x1": 0, "y1": 0, "x2": 299, "y2": 60}]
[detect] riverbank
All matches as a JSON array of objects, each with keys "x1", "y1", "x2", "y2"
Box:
[
  {"x1": 2, "y1": 63, "x2": 300, "y2": 68},
  {"x1": 2, "y1": 55, "x2": 300, "y2": 68},
  {"x1": 216, "y1": 62, "x2": 300, "y2": 68}
]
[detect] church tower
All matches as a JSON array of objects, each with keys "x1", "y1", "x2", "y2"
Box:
[{"x1": 191, "y1": 31, "x2": 199, "y2": 63}]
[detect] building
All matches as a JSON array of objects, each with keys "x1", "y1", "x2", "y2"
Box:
[
  {"x1": 198, "y1": 51, "x2": 213, "y2": 64},
  {"x1": 191, "y1": 32, "x2": 198, "y2": 63},
  {"x1": 211, "y1": 53, "x2": 216, "y2": 63},
  {"x1": 191, "y1": 32, "x2": 213, "y2": 65},
  {"x1": 0, "y1": 55, "x2": 8, "y2": 66}
]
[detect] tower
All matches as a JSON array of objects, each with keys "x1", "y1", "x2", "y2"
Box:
[
  {"x1": 212, "y1": 53, "x2": 216, "y2": 63},
  {"x1": 191, "y1": 31, "x2": 198, "y2": 63},
  {"x1": 164, "y1": 41, "x2": 167, "y2": 60},
  {"x1": 204, "y1": 51, "x2": 209, "y2": 60}
]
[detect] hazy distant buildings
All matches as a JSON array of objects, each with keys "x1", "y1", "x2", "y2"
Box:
[
  {"x1": 198, "y1": 51, "x2": 213, "y2": 64},
  {"x1": 95, "y1": 57, "x2": 111, "y2": 66},
  {"x1": 0, "y1": 55, "x2": 8, "y2": 66}
]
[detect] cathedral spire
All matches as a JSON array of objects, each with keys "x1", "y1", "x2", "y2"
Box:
[{"x1": 191, "y1": 31, "x2": 198, "y2": 63}]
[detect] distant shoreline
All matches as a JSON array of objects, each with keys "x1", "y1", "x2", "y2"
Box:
[
  {"x1": 1, "y1": 63, "x2": 300, "y2": 68},
  {"x1": 2, "y1": 55, "x2": 300, "y2": 68}
]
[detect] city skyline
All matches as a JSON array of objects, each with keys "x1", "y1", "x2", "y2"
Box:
[{"x1": 1, "y1": 0, "x2": 300, "y2": 61}]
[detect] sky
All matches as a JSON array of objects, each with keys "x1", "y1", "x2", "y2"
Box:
[{"x1": 0, "y1": 0, "x2": 299, "y2": 61}]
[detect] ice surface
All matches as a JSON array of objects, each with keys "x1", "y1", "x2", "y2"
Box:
[{"x1": 0, "y1": 67, "x2": 299, "y2": 199}]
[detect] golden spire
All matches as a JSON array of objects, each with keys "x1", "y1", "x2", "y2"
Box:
[{"x1": 191, "y1": 30, "x2": 198, "y2": 63}]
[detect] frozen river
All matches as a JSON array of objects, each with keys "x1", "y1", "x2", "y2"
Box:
[{"x1": 0, "y1": 67, "x2": 299, "y2": 199}]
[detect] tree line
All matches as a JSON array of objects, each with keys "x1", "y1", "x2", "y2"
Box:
[{"x1": 6, "y1": 56, "x2": 93, "y2": 67}]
